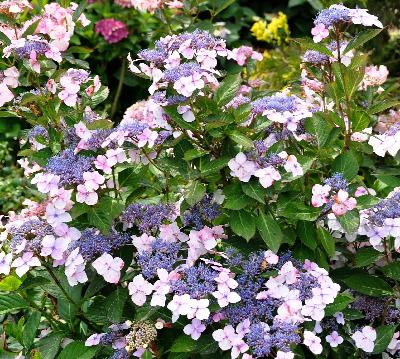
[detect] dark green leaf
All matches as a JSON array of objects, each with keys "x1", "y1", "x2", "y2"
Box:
[
  {"x1": 332, "y1": 151, "x2": 359, "y2": 180},
  {"x1": 316, "y1": 227, "x2": 335, "y2": 256},
  {"x1": 58, "y1": 341, "x2": 97, "y2": 359},
  {"x1": 185, "y1": 181, "x2": 206, "y2": 206},
  {"x1": 256, "y1": 212, "x2": 282, "y2": 252},
  {"x1": 343, "y1": 273, "x2": 393, "y2": 296},
  {"x1": 214, "y1": 74, "x2": 242, "y2": 106},
  {"x1": 241, "y1": 181, "x2": 265, "y2": 203},
  {"x1": 304, "y1": 113, "x2": 333, "y2": 147},
  {"x1": 35, "y1": 332, "x2": 64, "y2": 359},
  {"x1": 200, "y1": 157, "x2": 229, "y2": 176},
  {"x1": 292, "y1": 38, "x2": 333, "y2": 57},
  {"x1": 0, "y1": 294, "x2": 28, "y2": 314},
  {"x1": 368, "y1": 100, "x2": 400, "y2": 115},
  {"x1": 344, "y1": 29, "x2": 383, "y2": 54},
  {"x1": 280, "y1": 203, "x2": 320, "y2": 221},
  {"x1": 23, "y1": 311, "x2": 41, "y2": 349},
  {"x1": 164, "y1": 106, "x2": 197, "y2": 131},
  {"x1": 337, "y1": 209, "x2": 360, "y2": 234},
  {"x1": 297, "y1": 221, "x2": 317, "y2": 250},
  {"x1": 230, "y1": 210, "x2": 256, "y2": 241},
  {"x1": 223, "y1": 194, "x2": 253, "y2": 210},
  {"x1": 88, "y1": 197, "x2": 124, "y2": 234},
  {"x1": 105, "y1": 287, "x2": 128, "y2": 323},
  {"x1": 228, "y1": 131, "x2": 254, "y2": 149},
  {"x1": 325, "y1": 293, "x2": 354, "y2": 316},
  {"x1": 351, "y1": 110, "x2": 370, "y2": 132},
  {"x1": 380, "y1": 261, "x2": 400, "y2": 281},
  {"x1": 371, "y1": 325, "x2": 396, "y2": 354},
  {"x1": 355, "y1": 248, "x2": 383, "y2": 267},
  {"x1": 170, "y1": 335, "x2": 197, "y2": 353},
  {"x1": 91, "y1": 87, "x2": 109, "y2": 107}
]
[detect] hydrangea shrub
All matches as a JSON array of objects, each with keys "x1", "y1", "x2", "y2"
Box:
[{"x1": 0, "y1": 1, "x2": 399, "y2": 358}]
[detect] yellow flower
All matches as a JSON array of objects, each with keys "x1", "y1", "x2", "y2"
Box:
[{"x1": 251, "y1": 12, "x2": 290, "y2": 45}]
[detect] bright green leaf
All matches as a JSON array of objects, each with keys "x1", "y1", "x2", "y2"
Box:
[{"x1": 256, "y1": 212, "x2": 282, "y2": 252}]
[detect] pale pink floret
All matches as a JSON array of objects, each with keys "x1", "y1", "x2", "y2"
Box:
[
  {"x1": 128, "y1": 274, "x2": 153, "y2": 306},
  {"x1": 76, "y1": 184, "x2": 98, "y2": 206},
  {"x1": 11, "y1": 252, "x2": 41, "y2": 277},
  {"x1": 326, "y1": 331, "x2": 344, "y2": 348},
  {"x1": 92, "y1": 253, "x2": 124, "y2": 284},
  {"x1": 183, "y1": 319, "x2": 206, "y2": 340},
  {"x1": 228, "y1": 152, "x2": 256, "y2": 182},
  {"x1": 0, "y1": 252, "x2": 13, "y2": 275},
  {"x1": 40, "y1": 235, "x2": 69, "y2": 260},
  {"x1": 303, "y1": 330, "x2": 323, "y2": 355},
  {"x1": 351, "y1": 326, "x2": 376, "y2": 353},
  {"x1": 311, "y1": 24, "x2": 329, "y2": 43}
]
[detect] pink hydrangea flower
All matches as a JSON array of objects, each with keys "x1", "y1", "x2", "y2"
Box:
[
  {"x1": 276, "y1": 351, "x2": 294, "y2": 359},
  {"x1": 128, "y1": 274, "x2": 153, "y2": 306},
  {"x1": 40, "y1": 235, "x2": 69, "y2": 260},
  {"x1": 65, "y1": 248, "x2": 88, "y2": 286},
  {"x1": 11, "y1": 252, "x2": 41, "y2": 277},
  {"x1": 351, "y1": 326, "x2": 376, "y2": 353},
  {"x1": 332, "y1": 189, "x2": 357, "y2": 216},
  {"x1": 254, "y1": 166, "x2": 281, "y2": 188},
  {"x1": 311, "y1": 24, "x2": 329, "y2": 43},
  {"x1": 85, "y1": 333, "x2": 105, "y2": 346},
  {"x1": 92, "y1": 253, "x2": 124, "y2": 284},
  {"x1": 228, "y1": 152, "x2": 256, "y2": 182},
  {"x1": 303, "y1": 330, "x2": 323, "y2": 355},
  {"x1": 0, "y1": 82, "x2": 15, "y2": 107},
  {"x1": 45, "y1": 204, "x2": 72, "y2": 226},
  {"x1": 326, "y1": 331, "x2": 343, "y2": 347},
  {"x1": 227, "y1": 46, "x2": 263, "y2": 66},
  {"x1": 95, "y1": 19, "x2": 129, "y2": 44},
  {"x1": 137, "y1": 128, "x2": 158, "y2": 148},
  {"x1": 0, "y1": 252, "x2": 13, "y2": 275},
  {"x1": 187, "y1": 298, "x2": 210, "y2": 320},
  {"x1": 83, "y1": 171, "x2": 105, "y2": 191},
  {"x1": 76, "y1": 184, "x2": 98, "y2": 206},
  {"x1": 167, "y1": 294, "x2": 192, "y2": 322},
  {"x1": 150, "y1": 268, "x2": 171, "y2": 307},
  {"x1": 94, "y1": 155, "x2": 114, "y2": 174},
  {"x1": 31, "y1": 173, "x2": 60, "y2": 195},
  {"x1": 183, "y1": 319, "x2": 206, "y2": 340},
  {"x1": 311, "y1": 184, "x2": 331, "y2": 207}
]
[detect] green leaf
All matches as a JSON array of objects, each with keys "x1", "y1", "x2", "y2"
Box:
[
  {"x1": 297, "y1": 221, "x2": 317, "y2": 250},
  {"x1": 223, "y1": 194, "x2": 253, "y2": 210},
  {"x1": 142, "y1": 350, "x2": 153, "y2": 359},
  {"x1": 344, "y1": 67, "x2": 364, "y2": 100},
  {"x1": 380, "y1": 261, "x2": 400, "y2": 281},
  {"x1": 105, "y1": 287, "x2": 128, "y2": 323},
  {"x1": 183, "y1": 149, "x2": 208, "y2": 161},
  {"x1": 355, "y1": 247, "x2": 383, "y2": 267},
  {"x1": 0, "y1": 31, "x2": 11, "y2": 46},
  {"x1": 256, "y1": 212, "x2": 282, "y2": 252},
  {"x1": 22, "y1": 19, "x2": 40, "y2": 37},
  {"x1": 87, "y1": 197, "x2": 124, "y2": 234},
  {"x1": 292, "y1": 38, "x2": 333, "y2": 57},
  {"x1": 280, "y1": 203, "x2": 320, "y2": 221},
  {"x1": 185, "y1": 181, "x2": 206, "y2": 206},
  {"x1": 58, "y1": 341, "x2": 97, "y2": 359},
  {"x1": 0, "y1": 294, "x2": 28, "y2": 314},
  {"x1": 214, "y1": 74, "x2": 242, "y2": 106},
  {"x1": 325, "y1": 293, "x2": 354, "y2": 316},
  {"x1": 241, "y1": 181, "x2": 265, "y2": 203},
  {"x1": 0, "y1": 275, "x2": 22, "y2": 292},
  {"x1": 332, "y1": 151, "x2": 359, "y2": 180},
  {"x1": 228, "y1": 131, "x2": 254, "y2": 149},
  {"x1": 200, "y1": 157, "x2": 229, "y2": 176},
  {"x1": 337, "y1": 209, "x2": 360, "y2": 234},
  {"x1": 230, "y1": 210, "x2": 256, "y2": 241},
  {"x1": 344, "y1": 29, "x2": 383, "y2": 54},
  {"x1": 0, "y1": 111, "x2": 19, "y2": 118},
  {"x1": 170, "y1": 335, "x2": 197, "y2": 353},
  {"x1": 304, "y1": 113, "x2": 333, "y2": 147},
  {"x1": 23, "y1": 311, "x2": 41, "y2": 349},
  {"x1": 91, "y1": 86, "x2": 109, "y2": 107},
  {"x1": 316, "y1": 227, "x2": 335, "y2": 256},
  {"x1": 343, "y1": 273, "x2": 393, "y2": 297},
  {"x1": 35, "y1": 332, "x2": 64, "y2": 359},
  {"x1": 368, "y1": 100, "x2": 400, "y2": 115},
  {"x1": 371, "y1": 325, "x2": 396, "y2": 354},
  {"x1": 351, "y1": 110, "x2": 371, "y2": 132}
]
